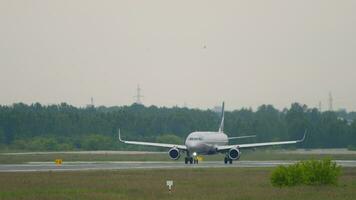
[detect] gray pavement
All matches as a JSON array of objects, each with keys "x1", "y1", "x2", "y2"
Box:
[
  {"x1": 3, "y1": 149, "x2": 356, "y2": 156},
  {"x1": 1, "y1": 160, "x2": 356, "y2": 172},
  {"x1": 1, "y1": 151, "x2": 165, "y2": 155}
]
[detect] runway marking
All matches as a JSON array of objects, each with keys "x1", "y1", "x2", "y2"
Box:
[{"x1": 1, "y1": 160, "x2": 356, "y2": 172}]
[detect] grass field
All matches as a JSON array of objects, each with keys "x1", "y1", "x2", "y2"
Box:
[
  {"x1": 1, "y1": 150, "x2": 356, "y2": 164},
  {"x1": 0, "y1": 167, "x2": 355, "y2": 200}
]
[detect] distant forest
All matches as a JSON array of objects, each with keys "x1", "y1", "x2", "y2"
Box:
[{"x1": 0, "y1": 102, "x2": 356, "y2": 151}]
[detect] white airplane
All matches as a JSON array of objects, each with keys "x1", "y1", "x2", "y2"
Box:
[{"x1": 118, "y1": 102, "x2": 306, "y2": 164}]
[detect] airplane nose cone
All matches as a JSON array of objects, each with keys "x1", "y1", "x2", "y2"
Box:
[
  {"x1": 186, "y1": 141, "x2": 200, "y2": 152},
  {"x1": 186, "y1": 140, "x2": 195, "y2": 147}
]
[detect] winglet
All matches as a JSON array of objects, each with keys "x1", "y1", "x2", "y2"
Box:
[
  {"x1": 218, "y1": 102, "x2": 225, "y2": 133},
  {"x1": 118, "y1": 129, "x2": 124, "y2": 142},
  {"x1": 298, "y1": 129, "x2": 307, "y2": 142}
]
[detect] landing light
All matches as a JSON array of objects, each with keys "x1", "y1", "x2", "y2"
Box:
[{"x1": 193, "y1": 152, "x2": 197, "y2": 156}]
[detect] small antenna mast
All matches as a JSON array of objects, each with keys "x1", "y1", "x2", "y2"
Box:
[{"x1": 134, "y1": 84, "x2": 144, "y2": 104}]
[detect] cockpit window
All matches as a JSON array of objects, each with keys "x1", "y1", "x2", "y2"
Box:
[{"x1": 189, "y1": 137, "x2": 202, "y2": 141}]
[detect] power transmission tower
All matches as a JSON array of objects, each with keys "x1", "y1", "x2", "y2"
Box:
[
  {"x1": 318, "y1": 101, "x2": 322, "y2": 112},
  {"x1": 134, "y1": 84, "x2": 144, "y2": 104}
]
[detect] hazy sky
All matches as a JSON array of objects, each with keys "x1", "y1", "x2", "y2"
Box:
[{"x1": 1, "y1": 0, "x2": 355, "y2": 110}]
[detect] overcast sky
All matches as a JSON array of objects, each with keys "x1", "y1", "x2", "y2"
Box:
[{"x1": 1, "y1": 0, "x2": 355, "y2": 111}]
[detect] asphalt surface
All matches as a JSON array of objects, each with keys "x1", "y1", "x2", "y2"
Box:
[
  {"x1": 2, "y1": 151, "x2": 165, "y2": 155},
  {"x1": 1, "y1": 160, "x2": 356, "y2": 172},
  {"x1": 4, "y1": 149, "x2": 356, "y2": 156}
]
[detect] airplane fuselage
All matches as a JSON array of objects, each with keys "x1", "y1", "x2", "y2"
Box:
[{"x1": 185, "y1": 131, "x2": 228, "y2": 155}]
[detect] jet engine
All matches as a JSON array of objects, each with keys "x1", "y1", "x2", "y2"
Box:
[
  {"x1": 168, "y1": 147, "x2": 180, "y2": 160},
  {"x1": 228, "y1": 148, "x2": 241, "y2": 160}
]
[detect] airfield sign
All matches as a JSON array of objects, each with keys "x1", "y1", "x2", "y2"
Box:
[
  {"x1": 55, "y1": 159, "x2": 62, "y2": 166},
  {"x1": 166, "y1": 180, "x2": 173, "y2": 193}
]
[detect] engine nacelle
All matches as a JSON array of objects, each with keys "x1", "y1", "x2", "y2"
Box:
[
  {"x1": 228, "y1": 148, "x2": 241, "y2": 160},
  {"x1": 168, "y1": 148, "x2": 180, "y2": 160}
]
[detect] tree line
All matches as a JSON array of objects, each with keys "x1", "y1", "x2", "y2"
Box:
[{"x1": 0, "y1": 102, "x2": 355, "y2": 151}]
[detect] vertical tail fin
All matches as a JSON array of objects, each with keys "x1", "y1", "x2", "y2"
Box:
[{"x1": 218, "y1": 102, "x2": 225, "y2": 133}]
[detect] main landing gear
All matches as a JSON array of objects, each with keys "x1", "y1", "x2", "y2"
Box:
[
  {"x1": 185, "y1": 157, "x2": 192, "y2": 164},
  {"x1": 224, "y1": 157, "x2": 233, "y2": 164}
]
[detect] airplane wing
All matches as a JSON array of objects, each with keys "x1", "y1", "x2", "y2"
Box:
[
  {"x1": 118, "y1": 130, "x2": 187, "y2": 150},
  {"x1": 217, "y1": 131, "x2": 306, "y2": 152},
  {"x1": 228, "y1": 135, "x2": 256, "y2": 140}
]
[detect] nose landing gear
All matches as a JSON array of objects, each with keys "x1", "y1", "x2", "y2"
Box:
[
  {"x1": 184, "y1": 157, "x2": 199, "y2": 164},
  {"x1": 185, "y1": 152, "x2": 199, "y2": 164},
  {"x1": 193, "y1": 158, "x2": 199, "y2": 164}
]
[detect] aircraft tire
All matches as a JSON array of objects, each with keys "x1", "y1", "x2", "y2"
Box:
[
  {"x1": 229, "y1": 159, "x2": 233, "y2": 164},
  {"x1": 193, "y1": 158, "x2": 198, "y2": 164},
  {"x1": 224, "y1": 157, "x2": 228, "y2": 164}
]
